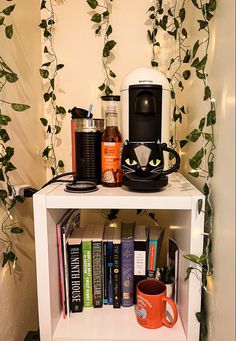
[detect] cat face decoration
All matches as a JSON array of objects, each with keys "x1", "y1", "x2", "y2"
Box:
[{"x1": 121, "y1": 141, "x2": 180, "y2": 190}]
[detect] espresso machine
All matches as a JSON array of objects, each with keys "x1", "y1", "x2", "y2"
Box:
[{"x1": 120, "y1": 68, "x2": 180, "y2": 191}]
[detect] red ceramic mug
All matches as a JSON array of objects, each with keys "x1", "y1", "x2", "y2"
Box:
[{"x1": 136, "y1": 279, "x2": 178, "y2": 329}]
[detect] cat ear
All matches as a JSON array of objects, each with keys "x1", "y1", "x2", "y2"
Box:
[
  {"x1": 124, "y1": 140, "x2": 129, "y2": 146},
  {"x1": 156, "y1": 139, "x2": 161, "y2": 144}
]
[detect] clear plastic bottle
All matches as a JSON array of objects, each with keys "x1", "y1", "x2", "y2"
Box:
[{"x1": 101, "y1": 104, "x2": 122, "y2": 187}]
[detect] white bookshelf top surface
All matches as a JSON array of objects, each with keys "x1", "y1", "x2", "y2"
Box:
[{"x1": 34, "y1": 172, "x2": 203, "y2": 210}]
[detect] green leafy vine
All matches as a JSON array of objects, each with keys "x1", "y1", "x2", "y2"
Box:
[
  {"x1": 39, "y1": 0, "x2": 66, "y2": 177},
  {"x1": 147, "y1": 0, "x2": 190, "y2": 151},
  {"x1": 0, "y1": 1, "x2": 30, "y2": 269},
  {"x1": 86, "y1": 0, "x2": 116, "y2": 96}
]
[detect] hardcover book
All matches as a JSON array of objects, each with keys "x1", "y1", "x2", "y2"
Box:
[
  {"x1": 133, "y1": 225, "x2": 148, "y2": 304},
  {"x1": 82, "y1": 224, "x2": 95, "y2": 307},
  {"x1": 147, "y1": 224, "x2": 164, "y2": 278},
  {"x1": 121, "y1": 221, "x2": 135, "y2": 307},
  {"x1": 68, "y1": 227, "x2": 84, "y2": 313},
  {"x1": 92, "y1": 224, "x2": 104, "y2": 308},
  {"x1": 112, "y1": 223, "x2": 121, "y2": 308},
  {"x1": 103, "y1": 225, "x2": 114, "y2": 305},
  {"x1": 57, "y1": 210, "x2": 73, "y2": 319}
]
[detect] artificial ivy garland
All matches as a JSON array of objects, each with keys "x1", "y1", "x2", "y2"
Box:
[
  {"x1": 86, "y1": 0, "x2": 116, "y2": 96},
  {"x1": 0, "y1": 1, "x2": 30, "y2": 268},
  {"x1": 39, "y1": 0, "x2": 66, "y2": 177}
]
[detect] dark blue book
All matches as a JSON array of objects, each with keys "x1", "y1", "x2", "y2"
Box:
[
  {"x1": 103, "y1": 226, "x2": 114, "y2": 305},
  {"x1": 121, "y1": 222, "x2": 135, "y2": 307}
]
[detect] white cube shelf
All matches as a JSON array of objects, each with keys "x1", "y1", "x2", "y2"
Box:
[{"x1": 33, "y1": 172, "x2": 204, "y2": 341}]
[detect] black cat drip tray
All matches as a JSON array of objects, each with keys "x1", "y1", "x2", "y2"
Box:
[{"x1": 122, "y1": 175, "x2": 168, "y2": 192}]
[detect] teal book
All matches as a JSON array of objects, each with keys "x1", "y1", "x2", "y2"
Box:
[{"x1": 82, "y1": 225, "x2": 95, "y2": 307}]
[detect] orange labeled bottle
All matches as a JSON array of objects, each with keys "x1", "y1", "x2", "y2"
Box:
[{"x1": 101, "y1": 104, "x2": 122, "y2": 187}]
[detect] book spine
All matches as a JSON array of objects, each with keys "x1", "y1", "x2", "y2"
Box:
[
  {"x1": 113, "y1": 243, "x2": 121, "y2": 308},
  {"x1": 107, "y1": 241, "x2": 113, "y2": 305},
  {"x1": 103, "y1": 242, "x2": 108, "y2": 304},
  {"x1": 68, "y1": 244, "x2": 83, "y2": 312},
  {"x1": 92, "y1": 241, "x2": 103, "y2": 308},
  {"x1": 57, "y1": 224, "x2": 66, "y2": 319},
  {"x1": 133, "y1": 241, "x2": 147, "y2": 304},
  {"x1": 148, "y1": 240, "x2": 157, "y2": 278},
  {"x1": 82, "y1": 241, "x2": 93, "y2": 307},
  {"x1": 121, "y1": 238, "x2": 134, "y2": 307}
]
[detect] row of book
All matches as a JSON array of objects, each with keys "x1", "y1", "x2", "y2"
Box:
[{"x1": 56, "y1": 209, "x2": 173, "y2": 318}]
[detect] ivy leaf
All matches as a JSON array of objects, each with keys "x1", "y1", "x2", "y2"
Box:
[
  {"x1": 109, "y1": 70, "x2": 116, "y2": 78},
  {"x1": 58, "y1": 160, "x2": 64, "y2": 168},
  {"x1": 40, "y1": 0, "x2": 46, "y2": 9},
  {"x1": 192, "y1": 40, "x2": 200, "y2": 58},
  {"x1": 180, "y1": 139, "x2": 188, "y2": 148},
  {"x1": 5, "y1": 71, "x2": 18, "y2": 83},
  {"x1": 184, "y1": 266, "x2": 194, "y2": 281},
  {"x1": 204, "y1": 86, "x2": 211, "y2": 100},
  {"x1": 0, "y1": 114, "x2": 11, "y2": 126},
  {"x1": 40, "y1": 118, "x2": 48, "y2": 126},
  {"x1": 159, "y1": 15, "x2": 168, "y2": 30},
  {"x1": 5, "y1": 162, "x2": 16, "y2": 172},
  {"x1": 198, "y1": 199, "x2": 203, "y2": 214},
  {"x1": 105, "y1": 85, "x2": 112, "y2": 96},
  {"x1": 189, "y1": 147, "x2": 204, "y2": 169},
  {"x1": 191, "y1": 0, "x2": 200, "y2": 8},
  {"x1": 0, "y1": 129, "x2": 10, "y2": 143},
  {"x1": 179, "y1": 8, "x2": 186, "y2": 22},
  {"x1": 189, "y1": 171, "x2": 199, "y2": 178},
  {"x1": 103, "y1": 40, "x2": 116, "y2": 57},
  {"x1": 91, "y1": 13, "x2": 101, "y2": 23},
  {"x1": 197, "y1": 54, "x2": 208, "y2": 70},
  {"x1": 0, "y1": 16, "x2": 5, "y2": 25},
  {"x1": 2, "y1": 5, "x2": 15, "y2": 15},
  {"x1": 199, "y1": 117, "x2": 206, "y2": 131},
  {"x1": 184, "y1": 254, "x2": 200, "y2": 264},
  {"x1": 87, "y1": 0, "x2": 98, "y2": 9},
  {"x1": 5, "y1": 24, "x2": 13, "y2": 39},
  {"x1": 171, "y1": 90, "x2": 175, "y2": 99},
  {"x1": 0, "y1": 169, "x2": 4, "y2": 181},
  {"x1": 2, "y1": 251, "x2": 17, "y2": 267},
  {"x1": 55, "y1": 125, "x2": 61, "y2": 134},
  {"x1": 11, "y1": 103, "x2": 30, "y2": 111},
  {"x1": 42, "y1": 146, "x2": 51, "y2": 158},
  {"x1": 43, "y1": 93, "x2": 51, "y2": 102},
  {"x1": 98, "y1": 83, "x2": 105, "y2": 91},
  {"x1": 183, "y1": 49, "x2": 191, "y2": 63},
  {"x1": 183, "y1": 70, "x2": 190, "y2": 80},
  {"x1": 44, "y1": 46, "x2": 49, "y2": 53},
  {"x1": 203, "y1": 183, "x2": 209, "y2": 196},
  {"x1": 151, "y1": 60, "x2": 158, "y2": 67},
  {"x1": 0, "y1": 189, "x2": 8, "y2": 199},
  {"x1": 182, "y1": 28, "x2": 187, "y2": 38},
  {"x1": 208, "y1": 161, "x2": 214, "y2": 177},
  {"x1": 203, "y1": 133, "x2": 213, "y2": 141},
  {"x1": 40, "y1": 69, "x2": 49, "y2": 79},
  {"x1": 95, "y1": 25, "x2": 101, "y2": 34},
  {"x1": 103, "y1": 10, "x2": 109, "y2": 17},
  {"x1": 42, "y1": 62, "x2": 51, "y2": 67},
  {"x1": 198, "y1": 20, "x2": 208, "y2": 30},
  {"x1": 39, "y1": 19, "x2": 47, "y2": 29},
  {"x1": 196, "y1": 70, "x2": 206, "y2": 79},
  {"x1": 56, "y1": 64, "x2": 64, "y2": 71},
  {"x1": 106, "y1": 24, "x2": 112, "y2": 36},
  {"x1": 56, "y1": 106, "x2": 66, "y2": 114},
  {"x1": 50, "y1": 78, "x2": 55, "y2": 90},
  {"x1": 11, "y1": 226, "x2": 24, "y2": 234},
  {"x1": 178, "y1": 81, "x2": 184, "y2": 91},
  {"x1": 186, "y1": 129, "x2": 201, "y2": 142},
  {"x1": 5, "y1": 146, "x2": 14, "y2": 160}
]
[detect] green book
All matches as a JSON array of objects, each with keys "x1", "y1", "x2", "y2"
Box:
[{"x1": 82, "y1": 225, "x2": 95, "y2": 307}]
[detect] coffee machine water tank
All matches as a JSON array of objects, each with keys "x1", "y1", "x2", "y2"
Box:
[{"x1": 120, "y1": 67, "x2": 170, "y2": 144}]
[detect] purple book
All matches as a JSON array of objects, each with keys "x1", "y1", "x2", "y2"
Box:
[{"x1": 121, "y1": 222, "x2": 135, "y2": 307}]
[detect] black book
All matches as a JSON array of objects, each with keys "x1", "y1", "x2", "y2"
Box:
[
  {"x1": 67, "y1": 227, "x2": 84, "y2": 313},
  {"x1": 103, "y1": 225, "x2": 114, "y2": 305}
]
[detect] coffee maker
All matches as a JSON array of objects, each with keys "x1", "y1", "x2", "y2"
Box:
[
  {"x1": 120, "y1": 68, "x2": 180, "y2": 191},
  {"x1": 120, "y1": 67, "x2": 170, "y2": 144}
]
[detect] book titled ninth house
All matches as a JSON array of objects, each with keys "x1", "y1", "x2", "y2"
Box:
[{"x1": 121, "y1": 222, "x2": 135, "y2": 307}]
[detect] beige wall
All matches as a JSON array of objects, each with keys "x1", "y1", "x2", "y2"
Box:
[
  {"x1": 0, "y1": 1, "x2": 45, "y2": 340},
  {"x1": 0, "y1": 1, "x2": 234, "y2": 340}
]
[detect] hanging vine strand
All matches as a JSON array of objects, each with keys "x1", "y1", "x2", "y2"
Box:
[
  {"x1": 39, "y1": 0, "x2": 66, "y2": 177},
  {"x1": 0, "y1": 2, "x2": 30, "y2": 269},
  {"x1": 87, "y1": 0, "x2": 116, "y2": 96}
]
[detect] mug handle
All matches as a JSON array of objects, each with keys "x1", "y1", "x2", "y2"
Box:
[
  {"x1": 161, "y1": 296, "x2": 178, "y2": 328},
  {"x1": 161, "y1": 143, "x2": 180, "y2": 176}
]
